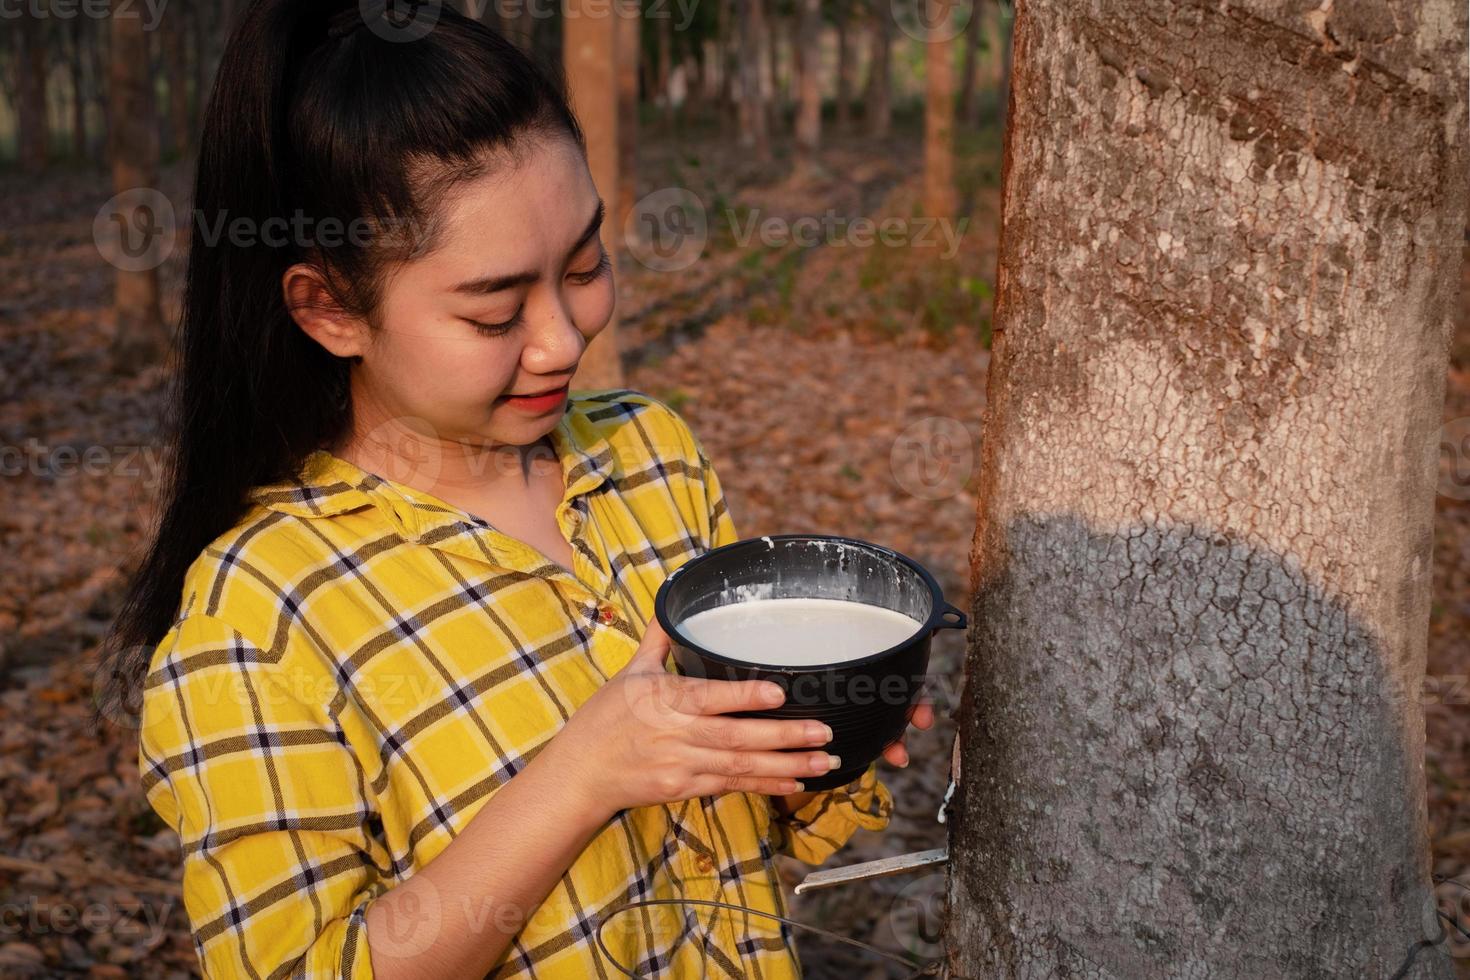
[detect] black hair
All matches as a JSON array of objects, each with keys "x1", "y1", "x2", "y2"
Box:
[{"x1": 95, "y1": 0, "x2": 585, "y2": 726}]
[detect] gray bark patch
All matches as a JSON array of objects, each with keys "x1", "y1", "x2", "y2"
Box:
[{"x1": 948, "y1": 516, "x2": 1450, "y2": 979}]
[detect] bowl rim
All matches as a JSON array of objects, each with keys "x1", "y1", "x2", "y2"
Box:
[{"x1": 653, "y1": 533, "x2": 960, "y2": 673}]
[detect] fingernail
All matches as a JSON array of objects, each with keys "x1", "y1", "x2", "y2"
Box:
[
  {"x1": 763, "y1": 684, "x2": 785, "y2": 704},
  {"x1": 807, "y1": 722, "x2": 833, "y2": 742},
  {"x1": 791, "y1": 781, "x2": 805, "y2": 791},
  {"x1": 818, "y1": 754, "x2": 841, "y2": 772}
]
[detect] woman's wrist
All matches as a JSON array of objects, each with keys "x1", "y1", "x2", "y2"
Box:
[{"x1": 532, "y1": 726, "x2": 619, "y2": 830}]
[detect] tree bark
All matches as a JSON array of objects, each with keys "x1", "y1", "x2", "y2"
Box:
[
  {"x1": 956, "y1": 0, "x2": 985, "y2": 129},
  {"x1": 865, "y1": 0, "x2": 891, "y2": 139},
  {"x1": 162, "y1": 2, "x2": 190, "y2": 158},
  {"x1": 69, "y1": 17, "x2": 89, "y2": 158},
  {"x1": 835, "y1": 3, "x2": 854, "y2": 132},
  {"x1": 947, "y1": 1, "x2": 1469, "y2": 977},
  {"x1": 108, "y1": 0, "x2": 166, "y2": 374},
  {"x1": 615, "y1": 2, "x2": 640, "y2": 237},
  {"x1": 563, "y1": 0, "x2": 624, "y2": 390},
  {"x1": 656, "y1": 12, "x2": 673, "y2": 127},
  {"x1": 922, "y1": 0, "x2": 955, "y2": 216},
  {"x1": 736, "y1": 0, "x2": 772, "y2": 162},
  {"x1": 793, "y1": 0, "x2": 823, "y2": 173}
]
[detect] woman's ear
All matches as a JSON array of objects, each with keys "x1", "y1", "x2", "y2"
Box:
[{"x1": 282, "y1": 263, "x2": 369, "y2": 360}]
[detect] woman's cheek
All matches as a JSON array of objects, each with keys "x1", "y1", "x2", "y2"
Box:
[{"x1": 573, "y1": 277, "x2": 617, "y2": 337}]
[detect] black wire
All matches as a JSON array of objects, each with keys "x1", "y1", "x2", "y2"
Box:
[
  {"x1": 594, "y1": 897, "x2": 944, "y2": 980},
  {"x1": 592, "y1": 874, "x2": 1470, "y2": 979}
]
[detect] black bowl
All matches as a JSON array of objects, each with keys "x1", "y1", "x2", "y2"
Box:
[{"x1": 654, "y1": 534, "x2": 966, "y2": 791}]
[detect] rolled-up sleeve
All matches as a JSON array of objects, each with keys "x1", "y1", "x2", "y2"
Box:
[
  {"x1": 137, "y1": 613, "x2": 387, "y2": 979},
  {"x1": 768, "y1": 761, "x2": 894, "y2": 866}
]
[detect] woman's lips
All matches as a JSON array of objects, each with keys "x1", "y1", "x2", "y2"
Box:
[{"x1": 501, "y1": 383, "x2": 570, "y2": 413}]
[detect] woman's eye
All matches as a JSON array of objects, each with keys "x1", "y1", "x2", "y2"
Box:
[
  {"x1": 568, "y1": 249, "x2": 612, "y2": 286},
  {"x1": 466, "y1": 309, "x2": 523, "y2": 336}
]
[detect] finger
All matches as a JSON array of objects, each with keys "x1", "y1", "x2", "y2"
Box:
[
  {"x1": 882, "y1": 737, "x2": 909, "y2": 767},
  {"x1": 627, "y1": 618, "x2": 672, "y2": 669},
  {"x1": 691, "y1": 773, "x2": 808, "y2": 796},
  {"x1": 688, "y1": 716, "x2": 833, "y2": 752},
  {"x1": 694, "y1": 747, "x2": 843, "y2": 786},
  {"x1": 912, "y1": 702, "x2": 936, "y2": 729},
  {"x1": 679, "y1": 676, "x2": 787, "y2": 716}
]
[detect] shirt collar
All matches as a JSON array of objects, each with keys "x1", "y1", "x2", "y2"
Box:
[{"x1": 247, "y1": 404, "x2": 617, "y2": 541}]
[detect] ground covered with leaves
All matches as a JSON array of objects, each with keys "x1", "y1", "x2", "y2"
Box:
[{"x1": 0, "y1": 115, "x2": 1465, "y2": 977}]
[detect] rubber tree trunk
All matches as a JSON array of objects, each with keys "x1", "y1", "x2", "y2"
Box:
[
  {"x1": 922, "y1": 0, "x2": 955, "y2": 217},
  {"x1": 793, "y1": 0, "x2": 822, "y2": 173},
  {"x1": 16, "y1": 6, "x2": 48, "y2": 173},
  {"x1": 563, "y1": 0, "x2": 624, "y2": 390},
  {"x1": 163, "y1": 5, "x2": 190, "y2": 157},
  {"x1": 108, "y1": 0, "x2": 166, "y2": 374},
  {"x1": 737, "y1": 0, "x2": 772, "y2": 162},
  {"x1": 864, "y1": 0, "x2": 891, "y2": 139},
  {"x1": 615, "y1": 3, "x2": 639, "y2": 236},
  {"x1": 834, "y1": 5, "x2": 853, "y2": 131},
  {"x1": 69, "y1": 17, "x2": 89, "y2": 158},
  {"x1": 956, "y1": 0, "x2": 985, "y2": 130},
  {"x1": 946, "y1": 0, "x2": 1468, "y2": 977}
]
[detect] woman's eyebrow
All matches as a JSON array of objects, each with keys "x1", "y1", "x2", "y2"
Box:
[{"x1": 453, "y1": 200, "x2": 606, "y2": 296}]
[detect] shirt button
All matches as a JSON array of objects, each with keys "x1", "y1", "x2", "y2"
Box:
[
  {"x1": 599, "y1": 605, "x2": 616, "y2": 624},
  {"x1": 694, "y1": 853, "x2": 714, "y2": 873}
]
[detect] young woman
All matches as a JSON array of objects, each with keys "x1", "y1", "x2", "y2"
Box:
[{"x1": 99, "y1": 1, "x2": 930, "y2": 976}]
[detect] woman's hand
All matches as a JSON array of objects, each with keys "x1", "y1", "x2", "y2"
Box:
[
  {"x1": 550, "y1": 618, "x2": 842, "y2": 820},
  {"x1": 880, "y1": 699, "x2": 935, "y2": 767}
]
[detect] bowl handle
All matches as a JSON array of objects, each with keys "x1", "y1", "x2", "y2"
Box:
[{"x1": 936, "y1": 602, "x2": 967, "y2": 631}]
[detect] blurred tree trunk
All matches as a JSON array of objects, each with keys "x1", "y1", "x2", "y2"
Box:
[
  {"x1": 88, "y1": 15, "x2": 109, "y2": 158},
  {"x1": 655, "y1": 12, "x2": 673, "y2": 127},
  {"x1": 563, "y1": 0, "x2": 623, "y2": 390},
  {"x1": 956, "y1": 0, "x2": 984, "y2": 129},
  {"x1": 108, "y1": 0, "x2": 166, "y2": 374},
  {"x1": 834, "y1": 2, "x2": 854, "y2": 131},
  {"x1": 615, "y1": 1, "x2": 639, "y2": 239},
  {"x1": 947, "y1": 0, "x2": 1468, "y2": 977},
  {"x1": 922, "y1": 0, "x2": 955, "y2": 216},
  {"x1": 763, "y1": 10, "x2": 781, "y2": 141},
  {"x1": 736, "y1": 0, "x2": 772, "y2": 162},
  {"x1": 996, "y1": 0, "x2": 1012, "y2": 130},
  {"x1": 864, "y1": 0, "x2": 890, "y2": 139},
  {"x1": 721, "y1": 0, "x2": 740, "y2": 130},
  {"x1": 162, "y1": 5, "x2": 191, "y2": 158},
  {"x1": 793, "y1": 0, "x2": 822, "y2": 174},
  {"x1": 194, "y1": 0, "x2": 213, "y2": 133},
  {"x1": 16, "y1": 6, "x2": 48, "y2": 173},
  {"x1": 69, "y1": 17, "x2": 89, "y2": 158}
]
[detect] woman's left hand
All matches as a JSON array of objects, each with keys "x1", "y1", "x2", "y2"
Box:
[{"x1": 881, "y1": 700, "x2": 935, "y2": 767}]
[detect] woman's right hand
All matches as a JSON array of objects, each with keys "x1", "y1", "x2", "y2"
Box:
[{"x1": 550, "y1": 617, "x2": 840, "y2": 818}]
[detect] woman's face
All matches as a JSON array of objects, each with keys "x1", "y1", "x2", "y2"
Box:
[{"x1": 305, "y1": 133, "x2": 615, "y2": 476}]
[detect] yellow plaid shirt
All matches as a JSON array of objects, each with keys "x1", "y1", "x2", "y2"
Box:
[{"x1": 138, "y1": 388, "x2": 894, "y2": 979}]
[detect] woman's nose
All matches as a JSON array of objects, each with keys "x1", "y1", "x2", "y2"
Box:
[{"x1": 524, "y1": 298, "x2": 587, "y2": 373}]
